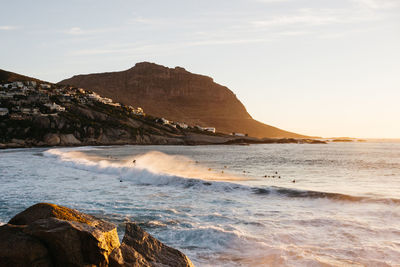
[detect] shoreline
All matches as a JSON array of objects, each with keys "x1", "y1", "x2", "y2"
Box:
[{"x1": 0, "y1": 136, "x2": 326, "y2": 150}]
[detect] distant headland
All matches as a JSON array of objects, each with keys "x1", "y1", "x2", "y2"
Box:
[{"x1": 0, "y1": 65, "x2": 324, "y2": 149}]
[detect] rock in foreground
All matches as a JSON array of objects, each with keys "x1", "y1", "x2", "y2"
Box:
[{"x1": 0, "y1": 203, "x2": 194, "y2": 267}]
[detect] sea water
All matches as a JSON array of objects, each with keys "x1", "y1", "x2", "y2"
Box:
[{"x1": 1, "y1": 143, "x2": 399, "y2": 266}]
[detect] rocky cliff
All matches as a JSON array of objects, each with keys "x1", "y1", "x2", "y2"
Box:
[
  {"x1": 59, "y1": 62, "x2": 306, "y2": 138},
  {"x1": 0, "y1": 203, "x2": 194, "y2": 267}
]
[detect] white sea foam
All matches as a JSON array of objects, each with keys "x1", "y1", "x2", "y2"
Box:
[
  {"x1": 43, "y1": 148, "x2": 249, "y2": 189},
  {"x1": 42, "y1": 148, "x2": 400, "y2": 204}
]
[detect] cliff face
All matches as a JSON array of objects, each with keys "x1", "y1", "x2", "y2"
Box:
[{"x1": 60, "y1": 62, "x2": 306, "y2": 138}]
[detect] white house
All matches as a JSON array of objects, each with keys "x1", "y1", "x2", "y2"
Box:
[
  {"x1": 196, "y1": 126, "x2": 216, "y2": 133},
  {"x1": 44, "y1": 102, "x2": 65, "y2": 112},
  {"x1": 0, "y1": 108, "x2": 9, "y2": 116},
  {"x1": 231, "y1": 132, "x2": 246, "y2": 137},
  {"x1": 21, "y1": 108, "x2": 31, "y2": 114},
  {"x1": 132, "y1": 107, "x2": 144, "y2": 116},
  {"x1": 175, "y1": 122, "x2": 188, "y2": 129},
  {"x1": 40, "y1": 84, "x2": 51, "y2": 89},
  {"x1": 0, "y1": 92, "x2": 14, "y2": 99},
  {"x1": 12, "y1": 82, "x2": 24, "y2": 88},
  {"x1": 204, "y1": 127, "x2": 216, "y2": 133},
  {"x1": 159, "y1": 118, "x2": 170, "y2": 125},
  {"x1": 28, "y1": 81, "x2": 37, "y2": 87},
  {"x1": 100, "y1": 97, "x2": 113, "y2": 104},
  {"x1": 87, "y1": 93, "x2": 100, "y2": 100}
]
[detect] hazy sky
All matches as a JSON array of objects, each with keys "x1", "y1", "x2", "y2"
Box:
[{"x1": 1, "y1": 0, "x2": 399, "y2": 138}]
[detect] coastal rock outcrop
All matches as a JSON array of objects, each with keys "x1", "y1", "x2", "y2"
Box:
[{"x1": 1, "y1": 203, "x2": 194, "y2": 267}]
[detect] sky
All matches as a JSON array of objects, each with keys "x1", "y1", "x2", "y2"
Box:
[{"x1": 1, "y1": 0, "x2": 399, "y2": 138}]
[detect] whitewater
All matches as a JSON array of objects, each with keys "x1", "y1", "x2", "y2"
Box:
[{"x1": 1, "y1": 143, "x2": 400, "y2": 266}]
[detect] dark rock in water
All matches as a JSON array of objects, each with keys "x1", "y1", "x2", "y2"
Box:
[
  {"x1": 0, "y1": 224, "x2": 52, "y2": 267},
  {"x1": 121, "y1": 223, "x2": 194, "y2": 267},
  {"x1": 4, "y1": 203, "x2": 194, "y2": 267}
]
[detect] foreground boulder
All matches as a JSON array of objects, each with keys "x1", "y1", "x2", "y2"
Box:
[
  {"x1": 1, "y1": 203, "x2": 194, "y2": 267},
  {"x1": 9, "y1": 203, "x2": 120, "y2": 266},
  {"x1": 0, "y1": 224, "x2": 52, "y2": 267}
]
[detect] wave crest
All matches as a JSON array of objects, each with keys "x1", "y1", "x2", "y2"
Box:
[{"x1": 43, "y1": 148, "x2": 400, "y2": 205}]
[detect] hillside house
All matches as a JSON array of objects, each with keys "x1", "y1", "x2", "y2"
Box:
[
  {"x1": 9, "y1": 114, "x2": 23, "y2": 120},
  {"x1": 87, "y1": 93, "x2": 101, "y2": 101},
  {"x1": 0, "y1": 108, "x2": 9, "y2": 116},
  {"x1": 175, "y1": 122, "x2": 188, "y2": 129},
  {"x1": 21, "y1": 108, "x2": 31, "y2": 114},
  {"x1": 11, "y1": 106, "x2": 21, "y2": 112},
  {"x1": 231, "y1": 132, "x2": 246, "y2": 137},
  {"x1": 132, "y1": 107, "x2": 144, "y2": 116},
  {"x1": 204, "y1": 127, "x2": 216, "y2": 133},
  {"x1": 157, "y1": 118, "x2": 170, "y2": 125},
  {"x1": 12, "y1": 82, "x2": 24, "y2": 88},
  {"x1": 27, "y1": 81, "x2": 37, "y2": 87},
  {"x1": 40, "y1": 84, "x2": 51, "y2": 89},
  {"x1": 44, "y1": 102, "x2": 65, "y2": 112},
  {"x1": 0, "y1": 92, "x2": 14, "y2": 99}
]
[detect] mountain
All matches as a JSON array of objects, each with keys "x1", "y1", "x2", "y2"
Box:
[
  {"x1": 0, "y1": 69, "x2": 42, "y2": 83},
  {"x1": 59, "y1": 62, "x2": 307, "y2": 138},
  {"x1": 1, "y1": 68, "x2": 321, "y2": 149}
]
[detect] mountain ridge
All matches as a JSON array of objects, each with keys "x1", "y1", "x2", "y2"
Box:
[
  {"x1": 0, "y1": 69, "x2": 43, "y2": 84},
  {"x1": 60, "y1": 62, "x2": 307, "y2": 138}
]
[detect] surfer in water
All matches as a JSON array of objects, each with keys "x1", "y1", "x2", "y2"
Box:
[{"x1": 132, "y1": 159, "x2": 136, "y2": 166}]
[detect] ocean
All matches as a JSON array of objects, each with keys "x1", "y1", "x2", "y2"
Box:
[{"x1": 1, "y1": 143, "x2": 399, "y2": 266}]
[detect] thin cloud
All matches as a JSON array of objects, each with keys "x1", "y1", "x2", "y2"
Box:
[
  {"x1": 251, "y1": 7, "x2": 380, "y2": 28},
  {"x1": 352, "y1": 0, "x2": 400, "y2": 9},
  {"x1": 0, "y1": 26, "x2": 18, "y2": 31},
  {"x1": 70, "y1": 37, "x2": 277, "y2": 57},
  {"x1": 66, "y1": 27, "x2": 85, "y2": 35},
  {"x1": 65, "y1": 26, "x2": 120, "y2": 36},
  {"x1": 255, "y1": 0, "x2": 290, "y2": 3}
]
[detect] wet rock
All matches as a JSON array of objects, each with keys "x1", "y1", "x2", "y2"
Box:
[
  {"x1": 43, "y1": 133, "x2": 60, "y2": 146},
  {"x1": 11, "y1": 138, "x2": 26, "y2": 145},
  {"x1": 0, "y1": 224, "x2": 52, "y2": 267},
  {"x1": 59, "y1": 134, "x2": 81, "y2": 145},
  {"x1": 121, "y1": 223, "x2": 194, "y2": 267},
  {"x1": 109, "y1": 243, "x2": 151, "y2": 267}
]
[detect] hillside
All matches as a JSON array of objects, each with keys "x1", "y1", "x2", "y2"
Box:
[
  {"x1": 0, "y1": 70, "x2": 236, "y2": 148},
  {"x1": 1, "y1": 69, "x2": 321, "y2": 148},
  {"x1": 0, "y1": 69, "x2": 43, "y2": 83},
  {"x1": 59, "y1": 62, "x2": 307, "y2": 138}
]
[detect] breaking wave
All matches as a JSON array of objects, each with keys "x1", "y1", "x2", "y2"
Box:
[{"x1": 43, "y1": 148, "x2": 400, "y2": 205}]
